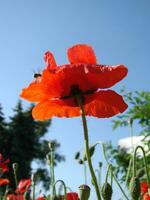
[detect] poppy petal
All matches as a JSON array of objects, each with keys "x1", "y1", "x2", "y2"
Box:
[
  {"x1": 0, "y1": 178, "x2": 9, "y2": 186},
  {"x1": 16, "y1": 179, "x2": 31, "y2": 194},
  {"x1": 41, "y1": 64, "x2": 127, "y2": 99},
  {"x1": 20, "y1": 81, "x2": 50, "y2": 102},
  {"x1": 67, "y1": 44, "x2": 97, "y2": 64},
  {"x1": 84, "y1": 90, "x2": 128, "y2": 118},
  {"x1": 44, "y1": 51, "x2": 57, "y2": 71},
  {"x1": 32, "y1": 99, "x2": 80, "y2": 120},
  {"x1": 86, "y1": 64, "x2": 128, "y2": 89},
  {"x1": 140, "y1": 182, "x2": 148, "y2": 194}
]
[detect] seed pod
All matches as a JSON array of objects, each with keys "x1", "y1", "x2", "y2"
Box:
[
  {"x1": 78, "y1": 159, "x2": 84, "y2": 164},
  {"x1": 12, "y1": 163, "x2": 18, "y2": 171},
  {"x1": 129, "y1": 177, "x2": 141, "y2": 200},
  {"x1": 79, "y1": 184, "x2": 90, "y2": 200},
  {"x1": 136, "y1": 168, "x2": 145, "y2": 178},
  {"x1": 101, "y1": 182, "x2": 113, "y2": 200},
  {"x1": 83, "y1": 145, "x2": 95, "y2": 161},
  {"x1": 75, "y1": 151, "x2": 80, "y2": 160}
]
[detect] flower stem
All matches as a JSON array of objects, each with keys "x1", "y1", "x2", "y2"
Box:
[
  {"x1": 83, "y1": 161, "x2": 87, "y2": 185},
  {"x1": 78, "y1": 99, "x2": 101, "y2": 200},
  {"x1": 53, "y1": 180, "x2": 67, "y2": 200},
  {"x1": 97, "y1": 141, "x2": 130, "y2": 200},
  {"x1": 133, "y1": 145, "x2": 150, "y2": 188}
]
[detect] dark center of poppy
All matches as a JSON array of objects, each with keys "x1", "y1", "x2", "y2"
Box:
[{"x1": 60, "y1": 84, "x2": 97, "y2": 106}]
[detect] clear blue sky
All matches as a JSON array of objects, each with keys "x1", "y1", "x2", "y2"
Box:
[{"x1": 0, "y1": 0, "x2": 150, "y2": 199}]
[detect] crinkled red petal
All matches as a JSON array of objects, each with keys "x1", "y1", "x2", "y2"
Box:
[
  {"x1": 67, "y1": 44, "x2": 97, "y2": 64},
  {"x1": 32, "y1": 99, "x2": 80, "y2": 120},
  {"x1": 41, "y1": 64, "x2": 127, "y2": 98},
  {"x1": 44, "y1": 51, "x2": 57, "y2": 71},
  {"x1": 0, "y1": 178, "x2": 9, "y2": 186},
  {"x1": 84, "y1": 90, "x2": 128, "y2": 118}
]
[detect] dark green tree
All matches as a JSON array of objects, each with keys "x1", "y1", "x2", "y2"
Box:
[
  {"x1": 0, "y1": 104, "x2": 10, "y2": 157},
  {"x1": 105, "y1": 90, "x2": 150, "y2": 184},
  {"x1": 0, "y1": 101, "x2": 64, "y2": 190}
]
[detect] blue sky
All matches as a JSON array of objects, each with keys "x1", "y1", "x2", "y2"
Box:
[{"x1": 0, "y1": 0, "x2": 150, "y2": 199}]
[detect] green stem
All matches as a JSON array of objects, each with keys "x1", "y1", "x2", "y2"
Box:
[
  {"x1": 125, "y1": 158, "x2": 132, "y2": 187},
  {"x1": 105, "y1": 164, "x2": 112, "y2": 183},
  {"x1": 50, "y1": 149, "x2": 56, "y2": 196},
  {"x1": 53, "y1": 180, "x2": 67, "y2": 200},
  {"x1": 133, "y1": 145, "x2": 150, "y2": 188},
  {"x1": 78, "y1": 99, "x2": 101, "y2": 200},
  {"x1": 12, "y1": 163, "x2": 18, "y2": 188},
  {"x1": 96, "y1": 141, "x2": 130, "y2": 200},
  {"x1": 31, "y1": 174, "x2": 36, "y2": 200},
  {"x1": 83, "y1": 161, "x2": 87, "y2": 185},
  {"x1": 95, "y1": 169, "x2": 101, "y2": 189}
]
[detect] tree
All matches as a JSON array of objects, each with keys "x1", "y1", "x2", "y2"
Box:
[
  {"x1": 0, "y1": 100, "x2": 64, "y2": 190},
  {"x1": 105, "y1": 90, "x2": 150, "y2": 183}
]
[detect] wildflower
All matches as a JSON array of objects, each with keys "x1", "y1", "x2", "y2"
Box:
[
  {"x1": 36, "y1": 197, "x2": 45, "y2": 200},
  {"x1": 20, "y1": 44, "x2": 128, "y2": 120},
  {"x1": 66, "y1": 192, "x2": 79, "y2": 200},
  {"x1": 143, "y1": 193, "x2": 150, "y2": 200},
  {"x1": 15, "y1": 179, "x2": 31, "y2": 194},
  {"x1": 0, "y1": 178, "x2": 9, "y2": 186},
  {"x1": 140, "y1": 182, "x2": 149, "y2": 194},
  {"x1": 0, "y1": 153, "x2": 9, "y2": 172},
  {"x1": 6, "y1": 194, "x2": 24, "y2": 200}
]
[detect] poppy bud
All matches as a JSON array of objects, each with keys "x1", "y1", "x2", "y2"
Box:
[
  {"x1": 12, "y1": 163, "x2": 18, "y2": 171},
  {"x1": 136, "y1": 168, "x2": 145, "y2": 178},
  {"x1": 101, "y1": 182, "x2": 113, "y2": 200},
  {"x1": 129, "y1": 177, "x2": 141, "y2": 200},
  {"x1": 99, "y1": 162, "x2": 102, "y2": 168},
  {"x1": 48, "y1": 140, "x2": 56, "y2": 150},
  {"x1": 46, "y1": 152, "x2": 53, "y2": 165},
  {"x1": 79, "y1": 184, "x2": 90, "y2": 200},
  {"x1": 83, "y1": 145, "x2": 95, "y2": 161},
  {"x1": 75, "y1": 152, "x2": 80, "y2": 160},
  {"x1": 78, "y1": 159, "x2": 84, "y2": 164}
]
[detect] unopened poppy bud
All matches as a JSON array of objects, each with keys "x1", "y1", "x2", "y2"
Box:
[
  {"x1": 128, "y1": 118, "x2": 133, "y2": 126},
  {"x1": 12, "y1": 163, "x2": 18, "y2": 171},
  {"x1": 75, "y1": 151, "x2": 80, "y2": 160},
  {"x1": 78, "y1": 159, "x2": 84, "y2": 164},
  {"x1": 129, "y1": 177, "x2": 141, "y2": 200},
  {"x1": 48, "y1": 140, "x2": 55, "y2": 150},
  {"x1": 83, "y1": 145, "x2": 95, "y2": 161},
  {"x1": 99, "y1": 162, "x2": 102, "y2": 168},
  {"x1": 136, "y1": 168, "x2": 145, "y2": 178},
  {"x1": 46, "y1": 152, "x2": 52, "y2": 165},
  {"x1": 101, "y1": 182, "x2": 113, "y2": 200},
  {"x1": 79, "y1": 184, "x2": 90, "y2": 200},
  {"x1": 31, "y1": 173, "x2": 36, "y2": 183}
]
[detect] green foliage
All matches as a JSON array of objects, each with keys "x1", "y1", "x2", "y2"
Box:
[
  {"x1": 105, "y1": 90, "x2": 150, "y2": 184},
  {"x1": 0, "y1": 100, "x2": 64, "y2": 190},
  {"x1": 112, "y1": 90, "x2": 150, "y2": 135}
]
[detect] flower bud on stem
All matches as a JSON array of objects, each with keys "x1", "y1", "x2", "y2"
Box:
[
  {"x1": 79, "y1": 184, "x2": 90, "y2": 200},
  {"x1": 12, "y1": 163, "x2": 18, "y2": 189},
  {"x1": 52, "y1": 180, "x2": 67, "y2": 200}
]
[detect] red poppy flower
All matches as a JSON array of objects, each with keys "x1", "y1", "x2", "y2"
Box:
[
  {"x1": 0, "y1": 178, "x2": 9, "y2": 186},
  {"x1": 143, "y1": 193, "x2": 150, "y2": 200},
  {"x1": 0, "y1": 153, "x2": 9, "y2": 172},
  {"x1": 141, "y1": 182, "x2": 149, "y2": 194},
  {"x1": 66, "y1": 192, "x2": 79, "y2": 200},
  {"x1": 20, "y1": 44, "x2": 128, "y2": 120},
  {"x1": 36, "y1": 197, "x2": 45, "y2": 200},
  {"x1": 6, "y1": 194, "x2": 24, "y2": 200},
  {"x1": 15, "y1": 179, "x2": 31, "y2": 194}
]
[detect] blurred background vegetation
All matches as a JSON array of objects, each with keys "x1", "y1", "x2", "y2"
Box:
[
  {"x1": 0, "y1": 100, "x2": 65, "y2": 190},
  {"x1": 105, "y1": 90, "x2": 150, "y2": 186}
]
